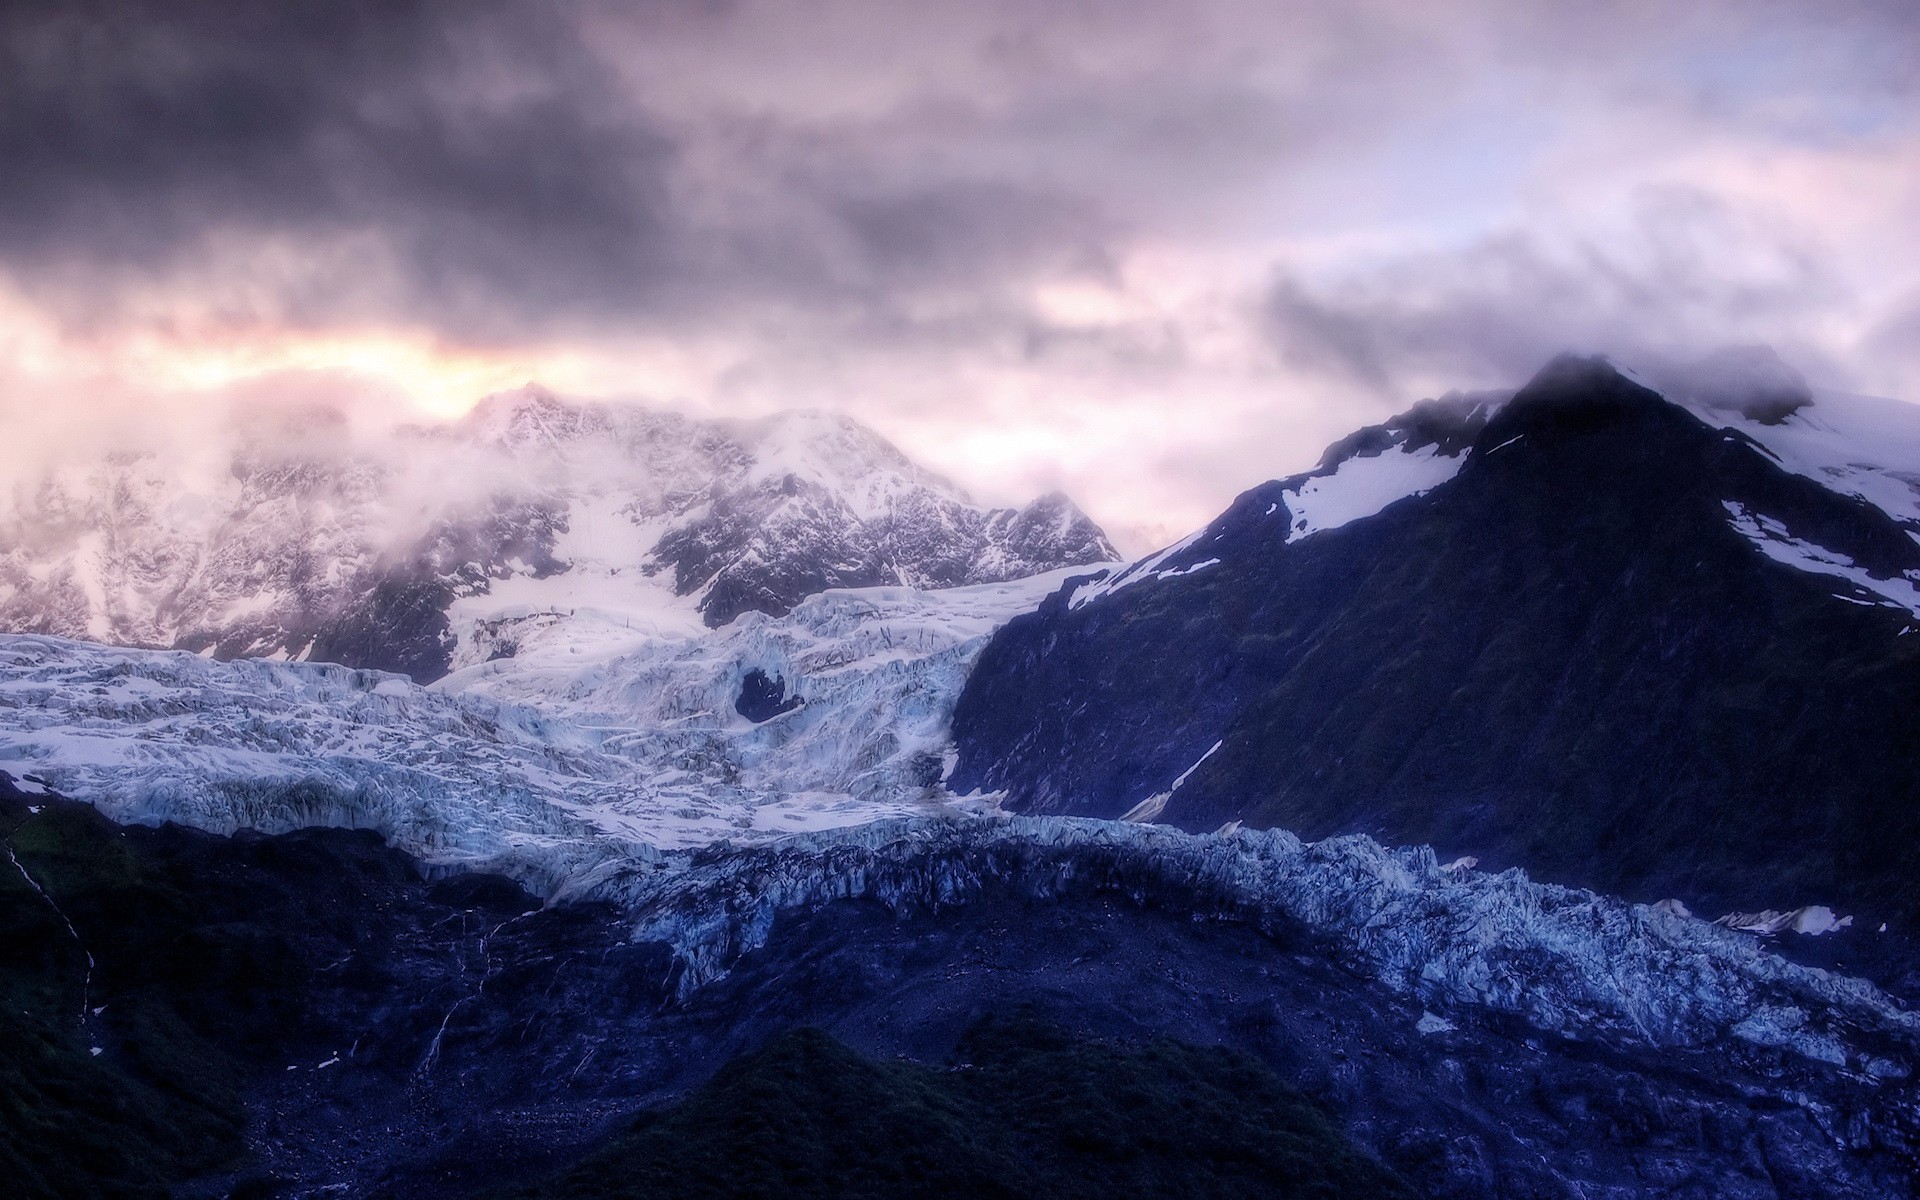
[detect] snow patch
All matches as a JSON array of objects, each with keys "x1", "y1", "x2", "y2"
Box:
[
  {"x1": 1722, "y1": 501, "x2": 1920, "y2": 616},
  {"x1": 1283, "y1": 445, "x2": 1466, "y2": 544},
  {"x1": 1416, "y1": 1012, "x2": 1456, "y2": 1035},
  {"x1": 1068, "y1": 530, "x2": 1203, "y2": 609},
  {"x1": 1699, "y1": 388, "x2": 1920, "y2": 532},
  {"x1": 1715, "y1": 906, "x2": 1855, "y2": 937},
  {"x1": 1120, "y1": 740, "x2": 1221, "y2": 824}
]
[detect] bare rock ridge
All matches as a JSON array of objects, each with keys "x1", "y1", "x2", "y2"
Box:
[{"x1": 0, "y1": 387, "x2": 1117, "y2": 681}]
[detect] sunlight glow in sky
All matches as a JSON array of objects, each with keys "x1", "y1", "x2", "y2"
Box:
[{"x1": 3, "y1": 1, "x2": 1918, "y2": 550}]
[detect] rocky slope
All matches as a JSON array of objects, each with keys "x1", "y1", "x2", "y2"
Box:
[
  {"x1": 0, "y1": 387, "x2": 1115, "y2": 681},
  {"x1": 951, "y1": 355, "x2": 1920, "y2": 926}
]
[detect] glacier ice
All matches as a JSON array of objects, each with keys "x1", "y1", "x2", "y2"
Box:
[
  {"x1": 615, "y1": 815, "x2": 1920, "y2": 1073},
  {"x1": 0, "y1": 567, "x2": 1090, "y2": 891},
  {"x1": 5, "y1": 516, "x2": 1917, "y2": 1083}
]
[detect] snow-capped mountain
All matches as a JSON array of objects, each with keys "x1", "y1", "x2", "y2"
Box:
[
  {"x1": 11, "y1": 351, "x2": 1920, "y2": 1198},
  {"x1": 953, "y1": 353, "x2": 1920, "y2": 926},
  {"x1": 0, "y1": 386, "x2": 1116, "y2": 681}
]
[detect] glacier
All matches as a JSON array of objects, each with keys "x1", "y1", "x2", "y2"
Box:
[
  {"x1": 616, "y1": 816, "x2": 1920, "y2": 1073},
  {"x1": 0, "y1": 567, "x2": 1095, "y2": 893},
  {"x1": 10, "y1": 601, "x2": 1914, "y2": 1079},
  {"x1": 10, "y1": 355, "x2": 1920, "y2": 1111}
]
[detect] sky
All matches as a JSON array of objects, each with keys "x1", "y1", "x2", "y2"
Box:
[{"x1": 3, "y1": 1, "x2": 1919, "y2": 552}]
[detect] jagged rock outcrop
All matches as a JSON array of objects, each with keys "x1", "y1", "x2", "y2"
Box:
[{"x1": 0, "y1": 388, "x2": 1116, "y2": 680}]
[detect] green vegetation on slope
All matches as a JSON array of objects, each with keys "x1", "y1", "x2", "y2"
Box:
[
  {"x1": 0, "y1": 792, "x2": 249, "y2": 1200},
  {"x1": 499, "y1": 1017, "x2": 1415, "y2": 1200}
]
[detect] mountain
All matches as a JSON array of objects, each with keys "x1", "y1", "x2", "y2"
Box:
[
  {"x1": 11, "y1": 355, "x2": 1920, "y2": 1197},
  {"x1": 951, "y1": 354, "x2": 1920, "y2": 926},
  {"x1": 0, "y1": 387, "x2": 1115, "y2": 682}
]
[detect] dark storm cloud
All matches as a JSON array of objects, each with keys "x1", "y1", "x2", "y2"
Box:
[
  {"x1": 12, "y1": 0, "x2": 1912, "y2": 351},
  {"x1": 4, "y1": 0, "x2": 1920, "y2": 543},
  {"x1": 0, "y1": 0, "x2": 694, "y2": 331},
  {"x1": 0, "y1": 0, "x2": 1163, "y2": 344}
]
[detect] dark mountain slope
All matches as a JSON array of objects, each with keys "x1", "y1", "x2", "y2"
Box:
[
  {"x1": 950, "y1": 356, "x2": 1920, "y2": 921},
  {"x1": 11, "y1": 771, "x2": 1920, "y2": 1197},
  {"x1": 499, "y1": 1020, "x2": 1415, "y2": 1200}
]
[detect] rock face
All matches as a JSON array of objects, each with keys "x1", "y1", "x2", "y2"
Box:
[
  {"x1": 951, "y1": 355, "x2": 1920, "y2": 924},
  {"x1": 0, "y1": 387, "x2": 1115, "y2": 680}
]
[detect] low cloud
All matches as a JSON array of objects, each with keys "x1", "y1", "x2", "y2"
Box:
[{"x1": 1262, "y1": 185, "x2": 1851, "y2": 397}]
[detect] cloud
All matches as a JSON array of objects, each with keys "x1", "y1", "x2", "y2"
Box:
[
  {"x1": 0, "y1": 1, "x2": 692, "y2": 334},
  {"x1": 2, "y1": 0, "x2": 1919, "y2": 543},
  {"x1": 1262, "y1": 184, "x2": 1862, "y2": 395}
]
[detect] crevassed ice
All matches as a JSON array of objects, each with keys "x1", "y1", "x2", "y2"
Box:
[
  {"x1": 0, "y1": 568, "x2": 1084, "y2": 892},
  {"x1": 618, "y1": 815, "x2": 1920, "y2": 1072}
]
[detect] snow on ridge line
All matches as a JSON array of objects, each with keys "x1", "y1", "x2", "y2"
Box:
[
  {"x1": 616, "y1": 815, "x2": 1918, "y2": 1072},
  {"x1": 1722, "y1": 500, "x2": 1920, "y2": 616},
  {"x1": 1697, "y1": 387, "x2": 1920, "y2": 533},
  {"x1": 1067, "y1": 534, "x2": 1199, "y2": 608},
  {"x1": 1068, "y1": 442, "x2": 1469, "y2": 612}
]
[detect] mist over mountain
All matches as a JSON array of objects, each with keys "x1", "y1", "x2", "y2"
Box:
[
  {"x1": 0, "y1": 386, "x2": 1115, "y2": 681},
  {"x1": 8, "y1": 2, "x2": 1920, "y2": 1195}
]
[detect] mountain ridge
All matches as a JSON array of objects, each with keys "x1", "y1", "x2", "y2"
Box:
[
  {"x1": 0, "y1": 387, "x2": 1116, "y2": 681},
  {"x1": 951, "y1": 355, "x2": 1920, "y2": 923}
]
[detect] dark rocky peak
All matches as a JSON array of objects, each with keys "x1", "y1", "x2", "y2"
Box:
[
  {"x1": 1464, "y1": 354, "x2": 1918, "y2": 577},
  {"x1": 1315, "y1": 387, "x2": 1507, "y2": 471},
  {"x1": 1472, "y1": 353, "x2": 1698, "y2": 450}
]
